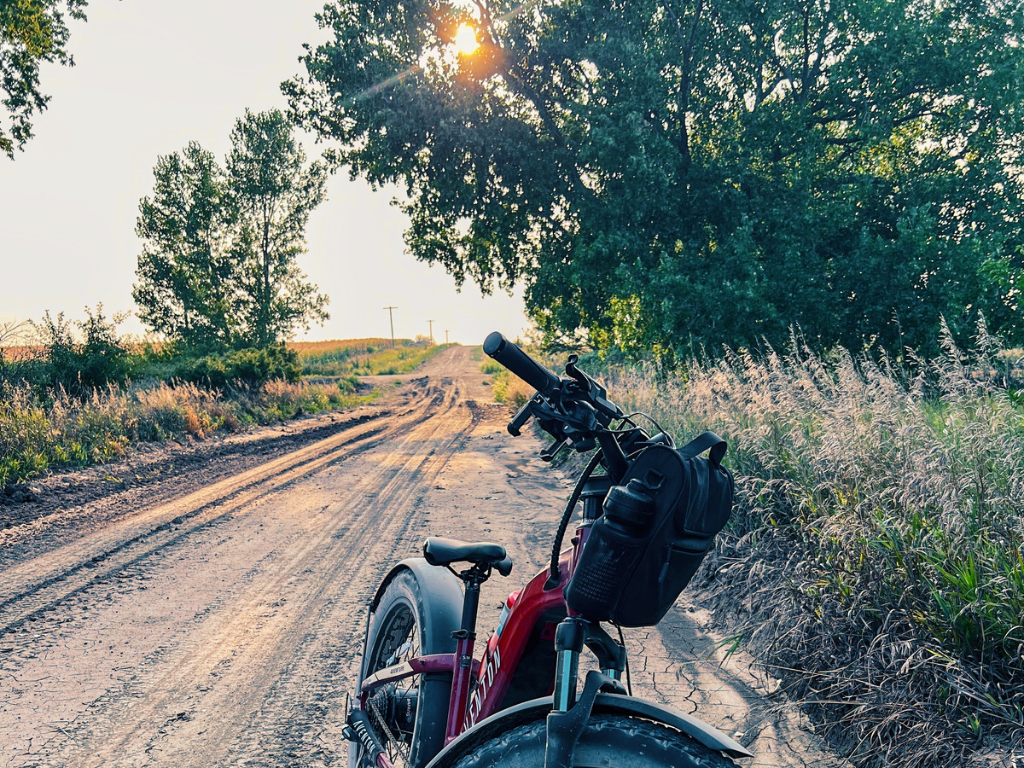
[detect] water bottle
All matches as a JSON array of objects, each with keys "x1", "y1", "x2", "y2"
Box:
[{"x1": 564, "y1": 478, "x2": 654, "y2": 620}]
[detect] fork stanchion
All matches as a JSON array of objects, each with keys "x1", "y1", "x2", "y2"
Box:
[{"x1": 552, "y1": 618, "x2": 587, "y2": 712}]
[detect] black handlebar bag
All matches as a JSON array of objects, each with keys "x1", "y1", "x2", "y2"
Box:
[{"x1": 565, "y1": 432, "x2": 735, "y2": 628}]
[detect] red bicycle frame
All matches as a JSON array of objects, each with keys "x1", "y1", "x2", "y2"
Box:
[{"x1": 358, "y1": 525, "x2": 598, "y2": 760}]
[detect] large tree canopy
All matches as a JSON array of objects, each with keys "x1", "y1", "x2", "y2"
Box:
[
  {"x1": 0, "y1": 0, "x2": 87, "y2": 158},
  {"x1": 288, "y1": 0, "x2": 1023, "y2": 354}
]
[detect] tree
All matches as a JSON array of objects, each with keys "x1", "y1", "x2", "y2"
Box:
[
  {"x1": 0, "y1": 0, "x2": 88, "y2": 158},
  {"x1": 287, "y1": 0, "x2": 1024, "y2": 355},
  {"x1": 133, "y1": 142, "x2": 235, "y2": 350},
  {"x1": 133, "y1": 113, "x2": 330, "y2": 350},
  {"x1": 226, "y1": 108, "x2": 329, "y2": 348}
]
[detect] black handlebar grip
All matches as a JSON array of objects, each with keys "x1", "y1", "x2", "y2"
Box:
[{"x1": 483, "y1": 332, "x2": 561, "y2": 396}]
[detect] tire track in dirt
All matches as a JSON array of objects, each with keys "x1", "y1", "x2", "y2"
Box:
[
  {"x1": 0, "y1": 358, "x2": 480, "y2": 767},
  {"x1": 216, "y1": 384, "x2": 482, "y2": 768},
  {"x1": 0, "y1": 382, "x2": 450, "y2": 636}
]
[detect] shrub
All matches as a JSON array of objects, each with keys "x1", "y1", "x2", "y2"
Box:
[
  {"x1": 182, "y1": 346, "x2": 301, "y2": 390},
  {"x1": 33, "y1": 306, "x2": 134, "y2": 396},
  {"x1": 337, "y1": 374, "x2": 360, "y2": 394}
]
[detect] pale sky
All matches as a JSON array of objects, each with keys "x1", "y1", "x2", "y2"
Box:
[{"x1": 0, "y1": 0, "x2": 531, "y2": 345}]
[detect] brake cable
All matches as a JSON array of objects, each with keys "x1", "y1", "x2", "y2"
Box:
[
  {"x1": 622, "y1": 411, "x2": 673, "y2": 445},
  {"x1": 545, "y1": 450, "x2": 603, "y2": 589}
]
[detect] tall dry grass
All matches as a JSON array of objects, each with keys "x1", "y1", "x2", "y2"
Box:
[
  {"x1": 603, "y1": 322, "x2": 1023, "y2": 766},
  {"x1": 0, "y1": 379, "x2": 378, "y2": 488}
]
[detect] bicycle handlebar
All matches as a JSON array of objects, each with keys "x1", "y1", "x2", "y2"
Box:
[
  {"x1": 484, "y1": 332, "x2": 635, "y2": 473},
  {"x1": 483, "y1": 331, "x2": 562, "y2": 397}
]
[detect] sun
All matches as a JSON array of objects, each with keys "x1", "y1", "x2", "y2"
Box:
[{"x1": 454, "y1": 23, "x2": 480, "y2": 56}]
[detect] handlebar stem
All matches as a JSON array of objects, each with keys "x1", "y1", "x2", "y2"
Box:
[{"x1": 596, "y1": 431, "x2": 628, "y2": 483}]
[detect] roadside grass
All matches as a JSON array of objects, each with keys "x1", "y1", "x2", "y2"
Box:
[
  {"x1": 0, "y1": 378, "x2": 379, "y2": 489},
  {"x1": 599, "y1": 325, "x2": 1024, "y2": 767},
  {"x1": 290, "y1": 338, "x2": 393, "y2": 376},
  {"x1": 0, "y1": 337, "x2": 459, "y2": 489},
  {"x1": 354, "y1": 343, "x2": 453, "y2": 375},
  {"x1": 479, "y1": 360, "x2": 503, "y2": 375},
  {"x1": 489, "y1": 368, "x2": 533, "y2": 406}
]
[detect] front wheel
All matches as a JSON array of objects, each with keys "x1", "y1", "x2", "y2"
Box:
[
  {"x1": 350, "y1": 570, "x2": 454, "y2": 768},
  {"x1": 448, "y1": 714, "x2": 739, "y2": 768}
]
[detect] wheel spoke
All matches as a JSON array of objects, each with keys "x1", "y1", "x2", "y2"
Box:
[{"x1": 363, "y1": 599, "x2": 421, "y2": 767}]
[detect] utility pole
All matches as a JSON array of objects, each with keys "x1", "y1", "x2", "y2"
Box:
[
  {"x1": 427, "y1": 320, "x2": 435, "y2": 344},
  {"x1": 445, "y1": 329, "x2": 450, "y2": 344},
  {"x1": 383, "y1": 306, "x2": 397, "y2": 348}
]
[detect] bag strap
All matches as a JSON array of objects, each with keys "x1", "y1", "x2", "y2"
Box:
[{"x1": 678, "y1": 431, "x2": 727, "y2": 468}]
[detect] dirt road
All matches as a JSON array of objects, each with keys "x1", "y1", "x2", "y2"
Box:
[{"x1": 0, "y1": 346, "x2": 844, "y2": 768}]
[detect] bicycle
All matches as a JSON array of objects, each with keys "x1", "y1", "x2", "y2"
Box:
[{"x1": 345, "y1": 332, "x2": 754, "y2": 768}]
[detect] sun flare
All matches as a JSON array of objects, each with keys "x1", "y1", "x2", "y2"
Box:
[{"x1": 454, "y1": 23, "x2": 480, "y2": 55}]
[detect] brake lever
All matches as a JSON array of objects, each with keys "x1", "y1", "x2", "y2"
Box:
[
  {"x1": 565, "y1": 354, "x2": 589, "y2": 387},
  {"x1": 509, "y1": 393, "x2": 572, "y2": 447},
  {"x1": 564, "y1": 355, "x2": 624, "y2": 422},
  {"x1": 540, "y1": 438, "x2": 568, "y2": 462},
  {"x1": 507, "y1": 396, "x2": 537, "y2": 437}
]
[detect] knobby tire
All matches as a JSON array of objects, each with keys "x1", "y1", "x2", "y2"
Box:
[
  {"x1": 350, "y1": 571, "x2": 452, "y2": 768},
  {"x1": 447, "y1": 714, "x2": 739, "y2": 768}
]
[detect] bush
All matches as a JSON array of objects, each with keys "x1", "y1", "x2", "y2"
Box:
[
  {"x1": 337, "y1": 374, "x2": 360, "y2": 394},
  {"x1": 34, "y1": 306, "x2": 134, "y2": 396},
  {"x1": 182, "y1": 346, "x2": 301, "y2": 390}
]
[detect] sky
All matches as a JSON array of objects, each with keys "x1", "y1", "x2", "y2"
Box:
[{"x1": 0, "y1": 0, "x2": 531, "y2": 345}]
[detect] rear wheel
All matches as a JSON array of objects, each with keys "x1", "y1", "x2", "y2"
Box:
[
  {"x1": 448, "y1": 714, "x2": 739, "y2": 767},
  {"x1": 350, "y1": 570, "x2": 453, "y2": 768}
]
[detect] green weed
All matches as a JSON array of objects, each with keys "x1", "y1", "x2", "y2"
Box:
[{"x1": 480, "y1": 360, "x2": 503, "y2": 375}]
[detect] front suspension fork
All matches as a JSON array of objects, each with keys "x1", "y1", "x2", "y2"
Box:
[
  {"x1": 552, "y1": 617, "x2": 626, "y2": 710},
  {"x1": 547, "y1": 617, "x2": 628, "y2": 768}
]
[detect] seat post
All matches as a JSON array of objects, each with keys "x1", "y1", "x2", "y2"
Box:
[
  {"x1": 460, "y1": 576, "x2": 482, "y2": 637},
  {"x1": 445, "y1": 564, "x2": 488, "y2": 743}
]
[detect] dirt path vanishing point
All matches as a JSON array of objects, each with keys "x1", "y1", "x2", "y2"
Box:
[{"x1": 0, "y1": 346, "x2": 848, "y2": 768}]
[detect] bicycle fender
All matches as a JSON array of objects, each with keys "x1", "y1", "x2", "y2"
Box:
[
  {"x1": 424, "y1": 693, "x2": 753, "y2": 767},
  {"x1": 370, "y1": 558, "x2": 464, "y2": 655}
]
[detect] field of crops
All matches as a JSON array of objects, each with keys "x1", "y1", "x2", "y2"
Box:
[{"x1": 291, "y1": 339, "x2": 452, "y2": 377}]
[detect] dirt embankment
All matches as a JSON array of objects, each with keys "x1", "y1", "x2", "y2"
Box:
[{"x1": 1, "y1": 346, "x2": 843, "y2": 768}]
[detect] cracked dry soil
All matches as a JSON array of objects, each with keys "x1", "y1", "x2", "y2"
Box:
[{"x1": 0, "y1": 346, "x2": 845, "y2": 768}]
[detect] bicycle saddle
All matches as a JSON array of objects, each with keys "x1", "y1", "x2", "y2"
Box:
[{"x1": 423, "y1": 536, "x2": 513, "y2": 577}]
